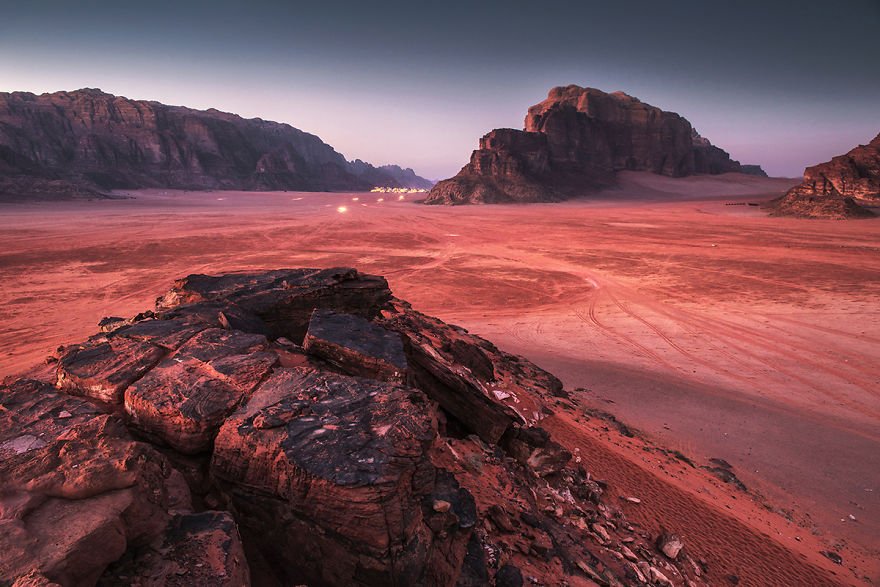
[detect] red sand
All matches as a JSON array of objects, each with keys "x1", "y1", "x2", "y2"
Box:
[{"x1": 1, "y1": 172, "x2": 878, "y2": 584}]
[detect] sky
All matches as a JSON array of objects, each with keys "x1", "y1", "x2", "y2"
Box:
[{"x1": 0, "y1": 0, "x2": 877, "y2": 180}]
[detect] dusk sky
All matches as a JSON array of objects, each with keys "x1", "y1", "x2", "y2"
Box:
[{"x1": 1, "y1": 0, "x2": 877, "y2": 179}]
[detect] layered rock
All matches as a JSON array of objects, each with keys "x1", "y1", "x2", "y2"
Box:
[
  {"x1": 124, "y1": 329, "x2": 278, "y2": 454},
  {"x1": 0, "y1": 380, "x2": 184, "y2": 585},
  {"x1": 211, "y1": 367, "x2": 472, "y2": 585},
  {"x1": 1, "y1": 267, "x2": 736, "y2": 586},
  {"x1": 303, "y1": 309, "x2": 408, "y2": 382},
  {"x1": 770, "y1": 133, "x2": 879, "y2": 219},
  {"x1": 426, "y1": 85, "x2": 762, "y2": 204},
  {"x1": 0, "y1": 89, "x2": 431, "y2": 199},
  {"x1": 98, "y1": 511, "x2": 250, "y2": 586}
]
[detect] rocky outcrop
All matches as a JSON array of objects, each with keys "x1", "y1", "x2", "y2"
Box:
[
  {"x1": 426, "y1": 85, "x2": 762, "y2": 204},
  {"x1": 98, "y1": 511, "x2": 250, "y2": 586},
  {"x1": 0, "y1": 89, "x2": 430, "y2": 199},
  {"x1": 303, "y1": 309, "x2": 408, "y2": 383},
  {"x1": 0, "y1": 380, "x2": 184, "y2": 585},
  {"x1": 770, "y1": 133, "x2": 879, "y2": 219},
  {"x1": 211, "y1": 367, "x2": 470, "y2": 585},
  {"x1": 2, "y1": 268, "x2": 720, "y2": 586}
]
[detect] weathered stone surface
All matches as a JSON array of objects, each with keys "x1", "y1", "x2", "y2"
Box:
[
  {"x1": 108, "y1": 317, "x2": 208, "y2": 351},
  {"x1": 156, "y1": 268, "x2": 392, "y2": 342},
  {"x1": 426, "y1": 85, "x2": 758, "y2": 204},
  {"x1": 501, "y1": 425, "x2": 572, "y2": 477},
  {"x1": 303, "y1": 309, "x2": 407, "y2": 382},
  {"x1": 771, "y1": 133, "x2": 879, "y2": 218},
  {"x1": 56, "y1": 336, "x2": 166, "y2": 403},
  {"x1": 378, "y1": 299, "x2": 563, "y2": 444},
  {"x1": 2, "y1": 268, "x2": 744, "y2": 586},
  {"x1": 98, "y1": 511, "x2": 250, "y2": 586},
  {"x1": 211, "y1": 367, "x2": 472, "y2": 586},
  {"x1": 124, "y1": 329, "x2": 278, "y2": 454},
  {"x1": 0, "y1": 380, "x2": 180, "y2": 585},
  {"x1": 657, "y1": 530, "x2": 684, "y2": 560},
  {"x1": 0, "y1": 88, "x2": 431, "y2": 199}
]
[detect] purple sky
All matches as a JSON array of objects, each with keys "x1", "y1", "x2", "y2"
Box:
[{"x1": 1, "y1": 0, "x2": 877, "y2": 180}]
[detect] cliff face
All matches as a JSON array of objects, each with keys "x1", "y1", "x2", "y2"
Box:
[
  {"x1": 0, "y1": 88, "x2": 430, "y2": 198},
  {"x1": 426, "y1": 85, "x2": 758, "y2": 204},
  {"x1": 770, "y1": 133, "x2": 879, "y2": 219}
]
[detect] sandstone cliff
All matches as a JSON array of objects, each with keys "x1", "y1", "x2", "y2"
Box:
[
  {"x1": 0, "y1": 89, "x2": 430, "y2": 199},
  {"x1": 770, "y1": 133, "x2": 879, "y2": 219},
  {"x1": 426, "y1": 85, "x2": 762, "y2": 204}
]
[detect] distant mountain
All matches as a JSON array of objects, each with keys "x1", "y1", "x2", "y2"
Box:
[
  {"x1": 347, "y1": 160, "x2": 434, "y2": 190},
  {"x1": 770, "y1": 133, "x2": 879, "y2": 219},
  {"x1": 0, "y1": 88, "x2": 431, "y2": 199},
  {"x1": 426, "y1": 85, "x2": 766, "y2": 205}
]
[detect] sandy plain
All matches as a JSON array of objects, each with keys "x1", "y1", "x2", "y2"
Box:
[{"x1": 1, "y1": 172, "x2": 878, "y2": 584}]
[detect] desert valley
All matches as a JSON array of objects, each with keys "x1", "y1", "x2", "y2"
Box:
[{"x1": 1, "y1": 2, "x2": 879, "y2": 586}]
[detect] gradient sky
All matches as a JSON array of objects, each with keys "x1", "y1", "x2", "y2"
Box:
[{"x1": 1, "y1": 0, "x2": 877, "y2": 179}]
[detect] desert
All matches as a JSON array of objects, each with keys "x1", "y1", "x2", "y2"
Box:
[
  {"x1": 3, "y1": 1, "x2": 880, "y2": 585},
  {"x1": 1, "y1": 169, "x2": 878, "y2": 584}
]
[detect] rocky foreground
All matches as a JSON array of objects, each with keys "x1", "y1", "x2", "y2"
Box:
[
  {"x1": 770, "y1": 132, "x2": 880, "y2": 219},
  {"x1": 426, "y1": 86, "x2": 764, "y2": 204},
  {"x1": 0, "y1": 89, "x2": 431, "y2": 200},
  {"x1": 0, "y1": 268, "x2": 721, "y2": 586}
]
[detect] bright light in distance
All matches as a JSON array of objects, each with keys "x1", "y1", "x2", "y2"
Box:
[{"x1": 337, "y1": 206, "x2": 348, "y2": 213}]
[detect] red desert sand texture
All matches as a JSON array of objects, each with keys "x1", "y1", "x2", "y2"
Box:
[{"x1": 1, "y1": 171, "x2": 878, "y2": 584}]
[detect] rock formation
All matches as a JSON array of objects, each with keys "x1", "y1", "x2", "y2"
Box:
[
  {"x1": 0, "y1": 89, "x2": 431, "y2": 200},
  {"x1": 426, "y1": 85, "x2": 764, "y2": 204},
  {"x1": 2, "y1": 268, "x2": 723, "y2": 585},
  {"x1": 770, "y1": 132, "x2": 879, "y2": 219},
  {"x1": 348, "y1": 160, "x2": 435, "y2": 190}
]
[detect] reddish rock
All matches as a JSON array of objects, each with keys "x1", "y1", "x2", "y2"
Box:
[
  {"x1": 98, "y1": 511, "x2": 251, "y2": 586},
  {"x1": 156, "y1": 268, "x2": 392, "y2": 342},
  {"x1": 303, "y1": 309, "x2": 407, "y2": 382},
  {"x1": 426, "y1": 85, "x2": 756, "y2": 204},
  {"x1": 378, "y1": 299, "x2": 564, "y2": 444},
  {"x1": 56, "y1": 336, "x2": 166, "y2": 403},
  {"x1": 0, "y1": 380, "x2": 180, "y2": 585},
  {"x1": 108, "y1": 317, "x2": 208, "y2": 351},
  {"x1": 124, "y1": 329, "x2": 278, "y2": 454},
  {"x1": 771, "y1": 132, "x2": 879, "y2": 218},
  {"x1": 657, "y1": 530, "x2": 685, "y2": 560},
  {"x1": 501, "y1": 424, "x2": 572, "y2": 477},
  {"x1": 0, "y1": 268, "x2": 730, "y2": 585},
  {"x1": 0, "y1": 88, "x2": 430, "y2": 199},
  {"x1": 211, "y1": 367, "x2": 472, "y2": 586}
]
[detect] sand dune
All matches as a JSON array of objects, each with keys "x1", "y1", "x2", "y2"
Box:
[{"x1": 1, "y1": 172, "x2": 878, "y2": 583}]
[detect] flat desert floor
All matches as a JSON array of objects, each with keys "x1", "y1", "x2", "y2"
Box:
[{"x1": 1, "y1": 172, "x2": 878, "y2": 584}]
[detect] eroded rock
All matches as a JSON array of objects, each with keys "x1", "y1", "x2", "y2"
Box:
[
  {"x1": 98, "y1": 511, "x2": 250, "y2": 586},
  {"x1": 124, "y1": 329, "x2": 278, "y2": 454},
  {"x1": 211, "y1": 367, "x2": 472, "y2": 585},
  {"x1": 0, "y1": 380, "x2": 179, "y2": 585},
  {"x1": 156, "y1": 268, "x2": 392, "y2": 342},
  {"x1": 303, "y1": 309, "x2": 407, "y2": 382},
  {"x1": 56, "y1": 337, "x2": 166, "y2": 403},
  {"x1": 426, "y1": 85, "x2": 755, "y2": 204}
]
